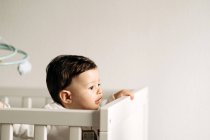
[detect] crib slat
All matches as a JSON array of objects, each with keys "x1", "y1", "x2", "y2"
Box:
[
  {"x1": 2, "y1": 97, "x2": 9, "y2": 105},
  {"x1": 1, "y1": 124, "x2": 13, "y2": 140},
  {"x1": 22, "y1": 97, "x2": 32, "y2": 108},
  {"x1": 34, "y1": 125, "x2": 47, "y2": 140},
  {"x1": 69, "y1": 127, "x2": 82, "y2": 140}
]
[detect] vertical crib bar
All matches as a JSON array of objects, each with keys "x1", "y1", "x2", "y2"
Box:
[
  {"x1": 69, "y1": 127, "x2": 82, "y2": 140},
  {"x1": 2, "y1": 97, "x2": 9, "y2": 105},
  {"x1": 1, "y1": 124, "x2": 13, "y2": 140},
  {"x1": 22, "y1": 97, "x2": 32, "y2": 108},
  {"x1": 34, "y1": 125, "x2": 47, "y2": 140}
]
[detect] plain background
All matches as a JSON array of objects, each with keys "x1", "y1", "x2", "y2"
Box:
[{"x1": 0, "y1": 0, "x2": 210, "y2": 140}]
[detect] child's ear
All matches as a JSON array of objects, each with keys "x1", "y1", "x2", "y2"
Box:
[{"x1": 59, "y1": 90, "x2": 72, "y2": 104}]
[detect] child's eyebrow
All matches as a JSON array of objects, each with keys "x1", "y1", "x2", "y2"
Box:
[{"x1": 85, "y1": 80, "x2": 101, "y2": 85}]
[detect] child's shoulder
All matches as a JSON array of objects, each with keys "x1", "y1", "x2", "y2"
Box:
[{"x1": 44, "y1": 102, "x2": 65, "y2": 110}]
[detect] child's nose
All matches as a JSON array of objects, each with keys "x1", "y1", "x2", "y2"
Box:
[{"x1": 97, "y1": 87, "x2": 103, "y2": 95}]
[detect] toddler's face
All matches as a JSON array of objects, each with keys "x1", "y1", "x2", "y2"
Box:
[{"x1": 66, "y1": 68, "x2": 103, "y2": 110}]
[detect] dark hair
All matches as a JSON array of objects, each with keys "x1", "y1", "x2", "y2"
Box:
[{"x1": 46, "y1": 55, "x2": 97, "y2": 105}]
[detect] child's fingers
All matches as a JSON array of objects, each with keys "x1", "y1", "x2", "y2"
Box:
[
  {"x1": 124, "y1": 91, "x2": 134, "y2": 100},
  {"x1": 114, "y1": 89, "x2": 134, "y2": 100},
  {"x1": 129, "y1": 93, "x2": 134, "y2": 100}
]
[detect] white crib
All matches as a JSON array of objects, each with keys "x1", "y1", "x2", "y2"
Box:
[{"x1": 0, "y1": 87, "x2": 148, "y2": 140}]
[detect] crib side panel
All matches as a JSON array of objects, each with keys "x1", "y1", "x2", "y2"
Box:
[
  {"x1": 0, "y1": 109, "x2": 99, "y2": 140},
  {"x1": 100, "y1": 87, "x2": 148, "y2": 140}
]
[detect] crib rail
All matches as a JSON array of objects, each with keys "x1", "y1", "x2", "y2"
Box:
[{"x1": 0, "y1": 108, "x2": 99, "y2": 126}]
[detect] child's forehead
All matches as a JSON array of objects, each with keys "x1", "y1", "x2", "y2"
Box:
[{"x1": 73, "y1": 69, "x2": 100, "y2": 83}]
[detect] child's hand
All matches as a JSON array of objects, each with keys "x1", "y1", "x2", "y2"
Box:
[
  {"x1": 106, "y1": 89, "x2": 134, "y2": 104},
  {"x1": 113, "y1": 89, "x2": 134, "y2": 100}
]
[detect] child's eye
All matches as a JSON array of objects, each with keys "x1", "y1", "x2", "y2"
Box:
[
  {"x1": 98, "y1": 83, "x2": 101, "y2": 87},
  {"x1": 89, "y1": 86, "x2": 94, "y2": 90}
]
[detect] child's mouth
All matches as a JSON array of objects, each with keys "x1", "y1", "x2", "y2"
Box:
[{"x1": 95, "y1": 97, "x2": 102, "y2": 104}]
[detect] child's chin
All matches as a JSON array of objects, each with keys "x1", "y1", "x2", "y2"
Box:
[
  {"x1": 93, "y1": 105, "x2": 100, "y2": 110},
  {"x1": 85, "y1": 105, "x2": 99, "y2": 110}
]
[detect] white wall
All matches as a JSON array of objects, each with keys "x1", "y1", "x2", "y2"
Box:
[{"x1": 0, "y1": 0, "x2": 210, "y2": 140}]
